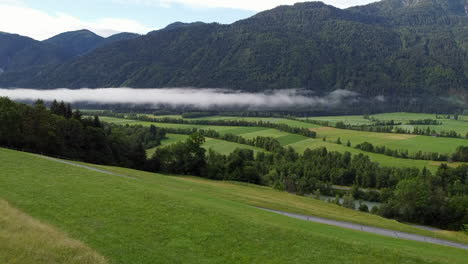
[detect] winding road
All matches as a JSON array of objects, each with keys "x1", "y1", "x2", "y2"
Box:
[{"x1": 259, "y1": 208, "x2": 468, "y2": 250}]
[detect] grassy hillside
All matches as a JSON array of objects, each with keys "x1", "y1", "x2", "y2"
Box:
[
  {"x1": 1, "y1": 148, "x2": 468, "y2": 263},
  {"x1": 0, "y1": 199, "x2": 107, "y2": 264},
  {"x1": 100, "y1": 116, "x2": 445, "y2": 171}
]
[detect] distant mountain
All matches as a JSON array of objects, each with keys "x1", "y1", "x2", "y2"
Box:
[
  {"x1": 103, "y1": 32, "x2": 140, "y2": 44},
  {"x1": 43, "y1": 30, "x2": 104, "y2": 57},
  {"x1": 0, "y1": 0, "x2": 466, "y2": 111},
  {"x1": 349, "y1": 0, "x2": 468, "y2": 25},
  {"x1": 0, "y1": 30, "x2": 139, "y2": 74},
  {"x1": 159, "y1": 22, "x2": 207, "y2": 32},
  {"x1": 43, "y1": 29, "x2": 140, "y2": 57},
  {"x1": 0, "y1": 32, "x2": 68, "y2": 72}
]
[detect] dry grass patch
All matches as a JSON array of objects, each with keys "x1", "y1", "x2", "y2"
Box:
[{"x1": 0, "y1": 199, "x2": 107, "y2": 264}]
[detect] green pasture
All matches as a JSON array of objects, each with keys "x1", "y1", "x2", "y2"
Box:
[
  {"x1": 302, "y1": 115, "x2": 372, "y2": 125},
  {"x1": 301, "y1": 112, "x2": 468, "y2": 135},
  {"x1": 101, "y1": 116, "x2": 457, "y2": 171},
  {"x1": 1, "y1": 148, "x2": 467, "y2": 264},
  {"x1": 146, "y1": 134, "x2": 265, "y2": 157},
  {"x1": 310, "y1": 127, "x2": 467, "y2": 155}
]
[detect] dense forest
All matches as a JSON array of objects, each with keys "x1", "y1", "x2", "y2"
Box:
[
  {"x1": 1, "y1": 97, "x2": 467, "y2": 230},
  {"x1": 0, "y1": 0, "x2": 466, "y2": 112},
  {"x1": 0, "y1": 98, "x2": 165, "y2": 168}
]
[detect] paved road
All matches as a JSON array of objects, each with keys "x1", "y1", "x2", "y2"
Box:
[
  {"x1": 259, "y1": 208, "x2": 468, "y2": 250},
  {"x1": 33, "y1": 154, "x2": 138, "y2": 180}
]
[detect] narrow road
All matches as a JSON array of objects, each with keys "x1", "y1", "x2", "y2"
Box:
[
  {"x1": 259, "y1": 208, "x2": 468, "y2": 250},
  {"x1": 32, "y1": 154, "x2": 138, "y2": 180}
]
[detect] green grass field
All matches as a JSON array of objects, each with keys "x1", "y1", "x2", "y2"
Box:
[
  {"x1": 101, "y1": 116, "x2": 450, "y2": 171},
  {"x1": 140, "y1": 114, "x2": 468, "y2": 154},
  {"x1": 303, "y1": 112, "x2": 468, "y2": 135},
  {"x1": 142, "y1": 114, "x2": 322, "y2": 129},
  {"x1": 146, "y1": 134, "x2": 265, "y2": 157},
  {"x1": 310, "y1": 127, "x2": 468, "y2": 155},
  {"x1": 0, "y1": 199, "x2": 107, "y2": 264},
  {"x1": 1, "y1": 148, "x2": 468, "y2": 263}
]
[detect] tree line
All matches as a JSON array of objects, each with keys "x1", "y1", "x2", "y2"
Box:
[
  {"x1": 161, "y1": 127, "x2": 282, "y2": 152},
  {"x1": 354, "y1": 141, "x2": 449, "y2": 162},
  {"x1": 0, "y1": 98, "x2": 166, "y2": 169}
]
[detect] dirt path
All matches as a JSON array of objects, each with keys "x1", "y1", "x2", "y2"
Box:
[{"x1": 259, "y1": 208, "x2": 468, "y2": 250}]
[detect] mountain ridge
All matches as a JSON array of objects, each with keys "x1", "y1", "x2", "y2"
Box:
[
  {"x1": 0, "y1": 0, "x2": 466, "y2": 111},
  {"x1": 0, "y1": 29, "x2": 140, "y2": 73}
]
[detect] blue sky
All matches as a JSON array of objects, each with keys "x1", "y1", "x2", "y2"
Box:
[{"x1": 0, "y1": 0, "x2": 378, "y2": 40}]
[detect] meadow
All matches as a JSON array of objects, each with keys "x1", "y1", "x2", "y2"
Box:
[
  {"x1": 309, "y1": 127, "x2": 467, "y2": 155},
  {"x1": 0, "y1": 199, "x2": 107, "y2": 264},
  {"x1": 146, "y1": 134, "x2": 265, "y2": 157},
  {"x1": 100, "y1": 116, "x2": 451, "y2": 171},
  {"x1": 303, "y1": 112, "x2": 468, "y2": 135},
  {"x1": 149, "y1": 113, "x2": 468, "y2": 156},
  {"x1": 1, "y1": 147, "x2": 467, "y2": 264}
]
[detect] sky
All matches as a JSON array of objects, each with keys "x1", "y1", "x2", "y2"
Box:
[{"x1": 0, "y1": 0, "x2": 379, "y2": 40}]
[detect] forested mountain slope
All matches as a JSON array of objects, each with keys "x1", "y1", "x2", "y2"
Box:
[
  {"x1": 0, "y1": 32, "x2": 69, "y2": 72},
  {"x1": 43, "y1": 30, "x2": 139, "y2": 57},
  {"x1": 0, "y1": 30, "x2": 139, "y2": 74},
  {"x1": 0, "y1": 0, "x2": 466, "y2": 110}
]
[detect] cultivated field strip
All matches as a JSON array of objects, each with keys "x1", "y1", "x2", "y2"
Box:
[{"x1": 99, "y1": 116, "x2": 447, "y2": 170}]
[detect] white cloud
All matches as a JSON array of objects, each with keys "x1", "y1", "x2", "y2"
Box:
[
  {"x1": 0, "y1": 88, "x2": 360, "y2": 110},
  {"x1": 116, "y1": 0, "x2": 379, "y2": 11},
  {"x1": 0, "y1": 3, "x2": 154, "y2": 40}
]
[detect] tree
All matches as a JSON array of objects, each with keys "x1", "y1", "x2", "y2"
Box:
[
  {"x1": 358, "y1": 203, "x2": 369, "y2": 212},
  {"x1": 93, "y1": 116, "x2": 102, "y2": 128},
  {"x1": 342, "y1": 193, "x2": 355, "y2": 209}
]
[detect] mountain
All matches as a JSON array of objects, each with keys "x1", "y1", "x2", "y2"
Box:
[
  {"x1": 0, "y1": 32, "x2": 69, "y2": 72},
  {"x1": 103, "y1": 32, "x2": 140, "y2": 44},
  {"x1": 349, "y1": 0, "x2": 468, "y2": 25},
  {"x1": 0, "y1": 30, "x2": 140, "y2": 75},
  {"x1": 0, "y1": 0, "x2": 466, "y2": 110},
  {"x1": 43, "y1": 29, "x2": 104, "y2": 57},
  {"x1": 43, "y1": 30, "x2": 140, "y2": 57}
]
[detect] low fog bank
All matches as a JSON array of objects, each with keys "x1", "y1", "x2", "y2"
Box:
[{"x1": 0, "y1": 88, "x2": 364, "y2": 110}]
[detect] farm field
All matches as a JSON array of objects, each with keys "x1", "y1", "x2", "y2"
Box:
[
  {"x1": 310, "y1": 127, "x2": 467, "y2": 155},
  {"x1": 139, "y1": 114, "x2": 322, "y2": 128},
  {"x1": 100, "y1": 116, "x2": 451, "y2": 171},
  {"x1": 146, "y1": 134, "x2": 265, "y2": 157},
  {"x1": 1, "y1": 147, "x2": 467, "y2": 264},
  {"x1": 302, "y1": 112, "x2": 468, "y2": 135},
  {"x1": 190, "y1": 116, "x2": 322, "y2": 129}
]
